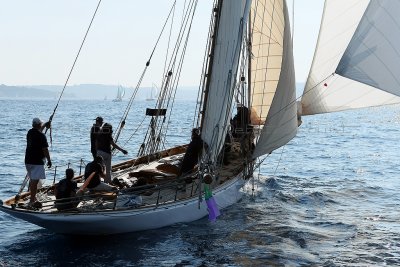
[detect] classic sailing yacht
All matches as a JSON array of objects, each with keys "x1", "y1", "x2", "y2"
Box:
[
  {"x1": 112, "y1": 85, "x2": 125, "y2": 102},
  {"x1": 146, "y1": 83, "x2": 158, "y2": 101},
  {"x1": 1, "y1": 0, "x2": 399, "y2": 235}
]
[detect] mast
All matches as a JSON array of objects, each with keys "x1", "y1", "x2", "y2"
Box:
[
  {"x1": 199, "y1": 0, "x2": 252, "y2": 164},
  {"x1": 199, "y1": 0, "x2": 224, "y2": 130},
  {"x1": 247, "y1": 9, "x2": 252, "y2": 112}
]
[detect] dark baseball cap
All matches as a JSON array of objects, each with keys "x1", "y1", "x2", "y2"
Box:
[{"x1": 94, "y1": 116, "x2": 103, "y2": 123}]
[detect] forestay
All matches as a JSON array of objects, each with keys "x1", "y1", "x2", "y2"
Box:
[
  {"x1": 251, "y1": 0, "x2": 297, "y2": 158},
  {"x1": 301, "y1": 0, "x2": 400, "y2": 116},
  {"x1": 201, "y1": 0, "x2": 251, "y2": 163},
  {"x1": 336, "y1": 0, "x2": 400, "y2": 97}
]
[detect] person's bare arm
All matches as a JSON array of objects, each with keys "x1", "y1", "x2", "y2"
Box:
[
  {"x1": 40, "y1": 121, "x2": 51, "y2": 132},
  {"x1": 77, "y1": 172, "x2": 95, "y2": 192},
  {"x1": 111, "y1": 139, "x2": 128, "y2": 154},
  {"x1": 42, "y1": 148, "x2": 51, "y2": 168}
]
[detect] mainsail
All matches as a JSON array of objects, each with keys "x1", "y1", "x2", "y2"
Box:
[
  {"x1": 250, "y1": 0, "x2": 298, "y2": 158},
  {"x1": 201, "y1": 0, "x2": 252, "y2": 163},
  {"x1": 301, "y1": 0, "x2": 400, "y2": 116}
]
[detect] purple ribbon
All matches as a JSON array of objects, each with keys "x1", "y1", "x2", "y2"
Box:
[{"x1": 206, "y1": 197, "x2": 221, "y2": 221}]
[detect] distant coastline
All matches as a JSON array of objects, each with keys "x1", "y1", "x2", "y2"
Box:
[
  {"x1": 0, "y1": 84, "x2": 198, "y2": 100},
  {"x1": 0, "y1": 84, "x2": 67, "y2": 99},
  {"x1": 0, "y1": 83, "x2": 306, "y2": 100}
]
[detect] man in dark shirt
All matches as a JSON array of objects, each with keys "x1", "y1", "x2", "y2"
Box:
[
  {"x1": 90, "y1": 116, "x2": 103, "y2": 159},
  {"x1": 82, "y1": 155, "x2": 115, "y2": 191},
  {"x1": 55, "y1": 168, "x2": 79, "y2": 211},
  {"x1": 96, "y1": 123, "x2": 128, "y2": 183},
  {"x1": 180, "y1": 128, "x2": 204, "y2": 176},
  {"x1": 25, "y1": 117, "x2": 51, "y2": 207},
  {"x1": 84, "y1": 156, "x2": 104, "y2": 189}
]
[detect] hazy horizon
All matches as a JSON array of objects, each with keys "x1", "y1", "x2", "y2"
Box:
[{"x1": 0, "y1": 82, "x2": 306, "y2": 100}]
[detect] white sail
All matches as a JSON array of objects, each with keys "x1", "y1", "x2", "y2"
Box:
[
  {"x1": 113, "y1": 86, "x2": 125, "y2": 102},
  {"x1": 301, "y1": 0, "x2": 400, "y2": 116},
  {"x1": 252, "y1": 0, "x2": 297, "y2": 158},
  {"x1": 201, "y1": 0, "x2": 251, "y2": 163},
  {"x1": 336, "y1": 0, "x2": 400, "y2": 97}
]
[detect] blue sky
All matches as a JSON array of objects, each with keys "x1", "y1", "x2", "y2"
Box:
[{"x1": 0, "y1": 0, "x2": 324, "y2": 87}]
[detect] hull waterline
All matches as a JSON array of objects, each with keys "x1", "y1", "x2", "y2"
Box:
[{"x1": 0, "y1": 176, "x2": 245, "y2": 235}]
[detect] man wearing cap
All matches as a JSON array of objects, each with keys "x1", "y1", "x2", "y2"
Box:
[
  {"x1": 96, "y1": 123, "x2": 128, "y2": 183},
  {"x1": 25, "y1": 117, "x2": 52, "y2": 207},
  {"x1": 90, "y1": 116, "x2": 103, "y2": 159}
]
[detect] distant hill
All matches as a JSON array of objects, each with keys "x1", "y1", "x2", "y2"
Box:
[
  {"x1": 0, "y1": 84, "x2": 73, "y2": 99},
  {"x1": 0, "y1": 83, "x2": 306, "y2": 100}
]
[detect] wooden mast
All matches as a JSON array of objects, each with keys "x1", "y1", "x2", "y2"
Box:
[{"x1": 199, "y1": 0, "x2": 224, "y2": 130}]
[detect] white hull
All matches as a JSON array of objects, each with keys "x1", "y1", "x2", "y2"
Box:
[{"x1": 0, "y1": 176, "x2": 245, "y2": 235}]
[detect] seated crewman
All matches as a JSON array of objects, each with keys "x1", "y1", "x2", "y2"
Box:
[
  {"x1": 55, "y1": 168, "x2": 79, "y2": 211},
  {"x1": 179, "y1": 128, "x2": 204, "y2": 176},
  {"x1": 79, "y1": 158, "x2": 116, "y2": 193}
]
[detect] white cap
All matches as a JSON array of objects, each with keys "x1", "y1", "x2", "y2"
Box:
[{"x1": 32, "y1": 117, "x2": 43, "y2": 127}]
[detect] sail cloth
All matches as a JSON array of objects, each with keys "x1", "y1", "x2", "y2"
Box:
[
  {"x1": 251, "y1": 0, "x2": 298, "y2": 159},
  {"x1": 301, "y1": 0, "x2": 400, "y2": 116},
  {"x1": 250, "y1": 0, "x2": 285, "y2": 125},
  {"x1": 201, "y1": 0, "x2": 251, "y2": 163},
  {"x1": 336, "y1": 0, "x2": 400, "y2": 97}
]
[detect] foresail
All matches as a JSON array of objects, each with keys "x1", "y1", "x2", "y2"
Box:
[
  {"x1": 250, "y1": 0, "x2": 284, "y2": 125},
  {"x1": 201, "y1": 0, "x2": 251, "y2": 163},
  {"x1": 336, "y1": 0, "x2": 400, "y2": 97},
  {"x1": 252, "y1": 0, "x2": 297, "y2": 158},
  {"x1": 301, "y1": 0, "x2": 400, "y2": 116}
]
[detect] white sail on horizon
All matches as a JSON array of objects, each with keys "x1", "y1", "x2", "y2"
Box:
[{"x1": 113, "y1": 85, "x2": 125, "y2": 102}]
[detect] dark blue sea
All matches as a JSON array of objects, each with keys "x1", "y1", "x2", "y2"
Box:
[{"x1": 0, "y1": 99, "x2": 399, "y2": 266}]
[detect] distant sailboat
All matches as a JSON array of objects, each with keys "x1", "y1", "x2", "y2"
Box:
[
  {"x1": 146, "y1": 83, "x2": 158, "y2": 101},
  {"x1": 113, "y1": 85, "x2": 125, "y2": 102}
]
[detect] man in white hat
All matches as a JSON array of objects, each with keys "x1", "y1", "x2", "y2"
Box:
[{"x1": 24, "y1": 117, "x2": 52, "y2": 208}]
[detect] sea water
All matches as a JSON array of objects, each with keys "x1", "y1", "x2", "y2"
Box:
[{"x1": 0, "y1": 99, "x2": 399, "y2": 266}]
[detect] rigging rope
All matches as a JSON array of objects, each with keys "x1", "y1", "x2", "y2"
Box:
[
  {"x1": 113, "y1": 116, "x2": 146, "y2": 156},
  {"x1": 113, "y1": 1, "x2": 178, "y2": 144},
  {"x1": 194, "y1": 0, "x2": 218, "y2": 129},
  {"x1": 161, "y1": 0, "x2": 197, "y2": 144},
  {"x1": 46, "y1": 0, "x2": 102, "y2": 136},
  {"x1": 273, "y1": 146, "x2": 285, "y2": 176},
  {"x1": 139, "y1": 0, "x2": 199, "y2": 156},
  {"x1": 265, "y1": 73, "x2": 335, "y2": 125},
  {"x1": 159, "y1": 0, "x2": 198, "y2": 152}
]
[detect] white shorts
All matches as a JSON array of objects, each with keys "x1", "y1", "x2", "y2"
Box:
[{"x1": 25, "y1": 164, "x2": 46, "y2": 180}]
